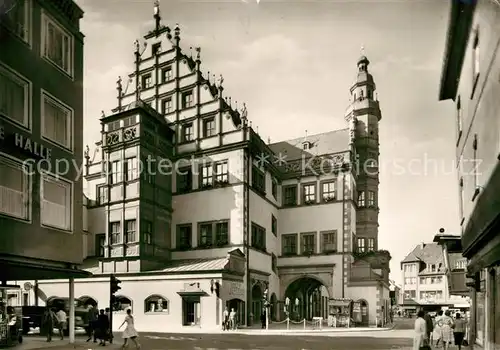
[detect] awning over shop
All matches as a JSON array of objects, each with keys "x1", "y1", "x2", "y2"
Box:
[
  {"x1": 0, "y1": 258, "x2": 91, "y2": 281},
  {"x1": 401, "y1": 298, "x2": 420, "y2": 307}
]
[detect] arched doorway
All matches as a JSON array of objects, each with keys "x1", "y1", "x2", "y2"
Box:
[
  {"x1": 270, "y1": 293, "x2": 277, "y2": 321},
  {"x1": 226, "y1": 298, "x2": 245, "y2": 326},
  {"x1": 353, "y1": 299, "x2": 369, "y2": 326},
  {"x1": 79, "y1": 296, "x2": 98, "y2": 307},
  {"x1": 251, "y1": 285, "x2": 263, "y2": 323},
  {"x1": 284, "y1": 277, "x2": 329, "y2": 321}
]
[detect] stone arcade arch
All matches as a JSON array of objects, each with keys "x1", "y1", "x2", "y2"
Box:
[
  {"x1": 284, "y1": 276, "x2": 330, "y2": 321},
  {"x1": 79, "y1": 296, "x2": 98, "y2": 307},
  {"x1": 251, "y1": 284, "x2": 263, "y2": 323},
  {"x1": 355, "y1": 299, "x2": 369, "y2": 326},
  {"x1": 226, "y1": 298, "x2": 245, "y2": 327}
]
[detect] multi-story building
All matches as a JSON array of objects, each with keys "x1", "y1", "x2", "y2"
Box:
[
  {"x1": 0, "y1": 0, "x2": 87, "y2": 288},
  {"x1": 14, "y1": 2, "x2": 391, "y2": 331},
  {"x1": 437, "y1": 0, "x2": 500, "y2": 348},
  {"x1": 400, "y1": 242, "x2": 469, "y2": 313},
  {"x1": 389, "y1": 280, "x2": 402, "y2": 308}
]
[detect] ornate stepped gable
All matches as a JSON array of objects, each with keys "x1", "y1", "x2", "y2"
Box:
[{"x1": 109, "y1": 1, "x2": 247, "y2": 135}]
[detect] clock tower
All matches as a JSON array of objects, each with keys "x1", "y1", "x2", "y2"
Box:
[{"x1": 345, "y1": 54, "x2": 382, "y2": 252}]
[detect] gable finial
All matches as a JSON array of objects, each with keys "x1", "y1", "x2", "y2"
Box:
[
  {"x1": 217, "y1": 74, "x2": 224, "y2": 88},
  {"x1": 241, "y1": 103, "x2": 248, "y2": 120},
  {"x1": 153, "y1": 0, "x2": 161, "y2": 31},
  {"x1": 360, "y1": 44, "x2": 365, "y2": 56}
]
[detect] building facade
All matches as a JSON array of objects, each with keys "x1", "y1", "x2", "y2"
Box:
[
  {"x1": 400, "y1": 243, "x2": 469, "y2": 312},
  {"x1": 389, "y1": 280, "x2": 402, "y2": 309},
  {"x1": 11, "y1": 2, "x2": 391, "y2": 332},
  {"x1": 0, "y1": 0, "x2": 88, "y2": 287},
  {"x1": 438, "y1": 0, "x2": 500, "y2": 348}
]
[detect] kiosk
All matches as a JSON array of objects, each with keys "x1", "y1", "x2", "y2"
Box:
[
  {"x1": 327, "y1": 299, "x2": 352, "y2": 327},
  {"x1": 0, "y1": 287, "x2": 23, "y2": 347}
]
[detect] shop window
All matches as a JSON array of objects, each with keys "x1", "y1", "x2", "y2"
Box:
[
  {"x1": 112, "y1": 295, "x2": 132, "y2": 312},
  {"x1": 144, "y1": 295, "x2": 169, "y2": 313}
]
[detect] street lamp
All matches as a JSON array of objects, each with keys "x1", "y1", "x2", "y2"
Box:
[
  {"x1": 284, "y1": 297, "x2": 290, "y2": 318},
  {"x1": 295, "y1": 298, "x2": 300, "y2": 321}
]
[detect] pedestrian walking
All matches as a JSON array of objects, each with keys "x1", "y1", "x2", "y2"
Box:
[
  {"x1": 96, "y1": 309, "x2": 110, "y2": 346},
  {"x1": 229, "y1": 308, "x2": 236, "y2": 330},
  {"x1": 56, "y1": 308, "x2": 67, "y2": 340},
  {"x1": 222, "y1": 307, "x2": 229, "y2": 330},
  {"x1": 412, "y1": 310, "x2": 429, "y2": 350},
  {"x1": 42, "y1": 307, "x2": 57, "y2": 342},
  {"x1": 434, "y1": 310, "x2": 444, "y2": 347},
  {"x1": 118, "y1": 309, "x2": 140, "y2": 349},
  {"x1": 423, "y1": 311, "x2": 433, "y2": 344},
  {"x1": 260, "y1": 309, "x2": 266, "y2": 329},
  {"x1": 453, "y1": 313, "x2": 467, "y2": 350},
  {"x1": 438, "y1": 310, "x2": 454, "y2": 350},
  {"x1": 86, "y1": 304, "x2": 99, "y2": 343}
]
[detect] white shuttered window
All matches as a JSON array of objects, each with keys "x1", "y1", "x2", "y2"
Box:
[
  {"x1": 41, "y1": 175, "x2": 72, "y2": 231},
  {"x1": 0, "y1": 156, "x2": 30, "y2": 220}
]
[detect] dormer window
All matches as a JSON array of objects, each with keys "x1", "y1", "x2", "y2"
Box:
[
  {"x1": 303, "y1": 142, "x2": 311, "y2": 150},
  {"x1": 152, "y1": 42, "x2": 161, "y2": 56}
]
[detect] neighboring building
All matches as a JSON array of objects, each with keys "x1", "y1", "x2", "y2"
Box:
[
  {"x1": 389, "y1": 279, "x2": 402, "y2": 308},
  {"x1": 0, "y1": 0, "x2": 88, "y2": 291},
  {"x1": 400, "y1": 243, "x2": 469, "y2": 313},
  {"x1": 438, "y1": 0, "x2": 500, "y2": 348},
  {"x1": 433, "y1": 233, "x2": 469, "y2": 298},
  {"x1": 12, "y1": 2, "x2": 391, "y2": 331}
]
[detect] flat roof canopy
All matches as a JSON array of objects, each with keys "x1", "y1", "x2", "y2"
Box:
[{"x1": 0, "y1": 259, "x2": 91, "y2": 281}]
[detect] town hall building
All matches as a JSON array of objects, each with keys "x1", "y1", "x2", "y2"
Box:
[{"x1": 9, "y1": 2, "x2": 391, "y2": 332}]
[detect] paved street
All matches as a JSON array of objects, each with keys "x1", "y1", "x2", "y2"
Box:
[
  {"x1": 15, "y1": 318, "x2": 417, "y2": 350},
  {"x1": 17, "y1": 330, "x2": 413, "y2": 350}
]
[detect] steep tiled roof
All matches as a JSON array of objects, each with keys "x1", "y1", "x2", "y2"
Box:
[
  {"x1": 401, "y1": 243, "x2": 445, "y2": 273},
  {"x1": 160, "y1": 257, "x2": 228, "y2": 273},
  {"x1": 268, "y1": 129, "x2": 350, "y2": 161}
]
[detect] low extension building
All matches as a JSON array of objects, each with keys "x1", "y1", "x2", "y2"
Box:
[{"x1": 9, "y1": 1, "x2": 391, "y2": 332}]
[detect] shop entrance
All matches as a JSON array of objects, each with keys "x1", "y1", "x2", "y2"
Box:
[{"x1": 182, "y1": 296, "x2": 200, "y2": 326}]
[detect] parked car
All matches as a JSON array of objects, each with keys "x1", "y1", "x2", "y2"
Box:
[
  {"x1": 20, "y1": 306, "x2": 44, "y2": 335},
  {"x1": 46, "y1": 297, "x2": 91, "y2": 334}
]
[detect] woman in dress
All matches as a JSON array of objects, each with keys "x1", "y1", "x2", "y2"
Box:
[
  {"x1": 434, "y1": 310, "x2": 444, "y2": 347},
  {"x1": 412, "y1": 310, "x2": 427, "y2": 350},
  {"x1": 438, "y1": 310, "x2": 454, "y2": 350},
  {"x1": 118, "y1": 309, "x2": 141, "y2": 349}
]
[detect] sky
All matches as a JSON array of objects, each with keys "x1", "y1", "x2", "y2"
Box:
[{"x1": 76, "y1": 0, "x2": 459, "y2": 285}]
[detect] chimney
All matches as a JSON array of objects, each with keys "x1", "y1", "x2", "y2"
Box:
[{"x1": 420, "y1": 242, "x2": 425, "y2": 249}]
